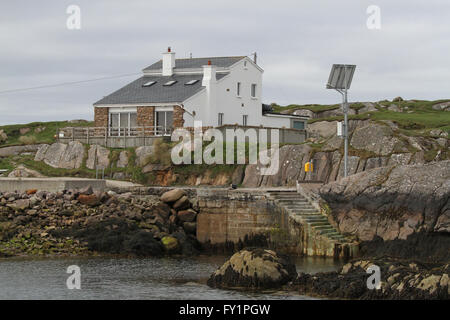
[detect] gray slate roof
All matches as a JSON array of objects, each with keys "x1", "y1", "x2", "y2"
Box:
[
  {"x1": 143, "y1": 56, "x2": 246, "y2": 71},
  {"x1": 94, "y1": 73, "x2": 228, "y2": 105}
]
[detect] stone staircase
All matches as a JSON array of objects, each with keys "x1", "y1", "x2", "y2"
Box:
[{"x1": 268, "y1": 190, "x2": 356, "y2": 257}]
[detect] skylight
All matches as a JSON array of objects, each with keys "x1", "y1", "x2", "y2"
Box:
[
  {"x1": 163, "y1": 80, "x2": 177, "y2": 86},
  {"x1": 142, "y1": 81, "x2": 156, "y2": 87},
  {"x1": 185, "y1": 79, "x2": 199, "y2": 85}
]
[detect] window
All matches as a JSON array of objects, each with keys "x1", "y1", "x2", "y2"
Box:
[
  {"x1": 185, "y1": 79, "x2": 199, "y2": 85},
  {"x1": 142, "y1": 80, "x2": 156, "y2": 87},
  {"x1": 163, "y1": 80, "x2": 177, "y2": 86},
  {"x1": 237, "y1": 82, "x2": 241, "y2": 96},
  {"x1": 109, "y1": 112, "x2": 137, "y2": 136},
  {"x1": 242, "y1": 115, "x2": 248, "y2": 126},
  {"x1": 292, "y1": 120, "x2": 305, "y2": 130},
  {"x1": 251, "y1": 84, "x2": 257, "y2": 98},
  {"x1": 218, "y1": 113, "x2": 224, "y2": 126},
  {"x1": 155, "y1": 111, "x2": 173, "y2": 135}
]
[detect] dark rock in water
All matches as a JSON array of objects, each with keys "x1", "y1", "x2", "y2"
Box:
[
  {"x1": 182, "y1": 221, "x2": 197, "y2": 235},
  {"x1": 293, "y1": 258, "x2": 450, "y2": 300},
  {"x1": 207, "y1": 248, "x2": 297, "y2": 289},
  {"x1": 123, "y1": 231, "x2": 163, "y2": 256}
]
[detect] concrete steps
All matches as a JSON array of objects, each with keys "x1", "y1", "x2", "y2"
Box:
[{"x1": 269, "y1": 191, "x2": 351, "y2": 245}]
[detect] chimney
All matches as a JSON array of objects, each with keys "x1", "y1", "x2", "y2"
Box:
[
  {"x1": 202, "y1": 61, "x2": 216, "y2": 87},
  {"x1": 202, "y1": 62, "x2": 217, "y2": 122},
  {"x1": 162, "y1": 47, "x2": 176, "y2": 76}
]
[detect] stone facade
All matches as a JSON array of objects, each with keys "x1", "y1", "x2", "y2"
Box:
[
  {"x1": 173, "y1": 105, "x2": 185, "y2": 129},
  {"x1": 94, "y1": 107, "x2": 108, "y2": 127},
  {"x1": 137, "y1": 106, "x2": 155, "y2": 127}
]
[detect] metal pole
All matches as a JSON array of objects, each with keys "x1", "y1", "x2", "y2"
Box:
[{"x1": 343, "y1": 89, "x2": 348, "y2": 177}]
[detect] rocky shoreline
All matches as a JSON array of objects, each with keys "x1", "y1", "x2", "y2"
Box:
[{"x1": 0, "y1": 188, "x2": 200, "y2": 258}]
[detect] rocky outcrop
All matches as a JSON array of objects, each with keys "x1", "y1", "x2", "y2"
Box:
[
  {"x1": 86, "y1": 144, "x2": 110, "y2": 169},
  {"x1": 0, "y1": 144, "x2": 43, "y2": 157},
  {"x1": 0, "y1": 130, "x2": 7, "y2": 143},
  {"x1": 7, "y1": 165, "x2": 44, "y2": 178},
  {"x1": 34, "y1": 141, "x2": 85, "y2": 169},
  {"x1": 135, "y1": 146, "x2": 154, "y2": 167},
  {"x1": 0, "y1": 189, "x2": 200, "y2": 257},
  {"x1": 207, "y1": 248, "x2": 297, "y2": 289},
  {"x1": 293, "y1": 258, "x2": 449, "y2": 299},
  {"x1": 319, "y1": 161, "x2": 450, "y2": 245}
]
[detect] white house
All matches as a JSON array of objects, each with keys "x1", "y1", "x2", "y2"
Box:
[{"x1": 93, "y1": 48, "x2": 308, "y2": 136}]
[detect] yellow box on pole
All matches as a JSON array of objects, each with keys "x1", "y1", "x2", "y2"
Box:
[{"x1": 304, "y1": 162, "x2": 313, "y2": 172}]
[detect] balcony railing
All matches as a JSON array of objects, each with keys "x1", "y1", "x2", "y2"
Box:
[{"x1": 59, "y1": 126, "x2": 173, "y2": 141}]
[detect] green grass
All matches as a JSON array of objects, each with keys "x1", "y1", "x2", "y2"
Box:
[
  {"x1": 0, "y1": 121, "x2": 93, "y2": 147},
  {"x1": 271, "y1": 103, "x2": 340, "y2": 114}
]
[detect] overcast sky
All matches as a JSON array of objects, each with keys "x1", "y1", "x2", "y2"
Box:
[{"x1": 0, "y1": 0, "x2": 449, "y2": 125}]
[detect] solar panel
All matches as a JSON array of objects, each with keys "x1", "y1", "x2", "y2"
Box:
[
  {"x1": 326, "y1": 64, "x2": 356, "y2": 90},
  {"x1": 163, "y1": 80, "x2": 177, "y2": 86},
  {"x1": 185, "y1": 79, "x2": 199, "y2": 85},
  {"x1": 142, "y1": 81, "x2": 156, "y2": 87}
]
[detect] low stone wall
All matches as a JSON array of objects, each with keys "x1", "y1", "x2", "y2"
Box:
[{"x1": 196, "y1": 189, "x2": 276, "y2": 244}]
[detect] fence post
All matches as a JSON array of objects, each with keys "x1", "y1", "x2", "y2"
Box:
[
  {"x1": 104, "y1": 127, "x2": 107, "y2": 147},
  {"x1": 87, "y1": 127, "x2": 89, "y2": 144},
  {"x1": 71, "y1": 127, "x2": 74, "y2": 142}
]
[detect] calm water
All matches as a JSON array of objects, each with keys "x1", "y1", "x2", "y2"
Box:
[{"x1": 0, "y1": 255, "x2": 342, "y2": 300}]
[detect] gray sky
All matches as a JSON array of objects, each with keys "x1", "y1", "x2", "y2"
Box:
[{"x1": 0, "y1": 0, "x2": 449, "y2": 125}]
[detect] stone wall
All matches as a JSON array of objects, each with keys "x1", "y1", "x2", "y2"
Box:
[
  {"x1": 173, "y1": 105, "x2": 185, "y2": 129},
  {"x1": 94, "y1": 107, "x2": 108, "y2": 127},
  {"x1": 137, "y1": 106, "x2": 155, "y2": 131},
  {"x1": 196, "y1": 189, "x2": 275, "y2": 244}
]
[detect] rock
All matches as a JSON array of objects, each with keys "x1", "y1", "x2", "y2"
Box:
[
  {"x1": 78, "y1": 185, "x2": 93, "y2": 195},
  {"x1": 142, "y1": 163, "x2": 170, "y2": 173},
  {"x1": 231, "y1": 165, "x2": 245, "y2": 185},
  {"x1": 160, "y1": 189, "x2": 186, "y2": 203},
  {"x1": 388, "y1": 153, "x2": 412, "y2": 166},
  {"x1": 182, "y1": 222, "x2": 197, "y2": 235},
  {"x1": 0, "y1": 144, "x2": 42, "y2": 157},
  {"x1": 116, "y1": 151, "x2": 129, "y2": 168},
  {"x1": 177, "y1": 209, "x2": 197, "y2": 222},
  {"x1": 123, "y1": 231, "x2": 163, "y2": 256},
  {"x1": 8, "y1": 199, "x2": 30, "y2": 210},
  {"x1": 34, "y1": 144, "x2": 49, "y2": 161},
  {"x1": 19, "y1": 128, "x2": 31, "y2": 135},
  {"x1": 59, "y1": 141, "x2": 84, "y2": 169},
  {"x1": 337, "y1": 155, "x2": 360, "y2": 178},
  {"x1": 392, "y1": 97, "x2": 404, "y2": 102},
  {"x1": 431, "y1": 101, "x2": 450, "y2": 111},
  {"x1": 351, "y1": 123, "x2": 407, "y2": 156},
  {"x1": 173, "y1": 195, "x2": 190, "y2": 210},
  {"x1": 292, "y1": 109, "x2": 314, "y2": 118},
  {"x1": 207, "y1": 248, "x2": 297, "y2": 289},
  {"x1": 8, "y1": 165, "x2": 44, "y2": 178},
  {"x1": 77, "y1": 194, "x2": 100, "y2": 206},
  {"x1": 161, "y1": 236, "x2": 179, "y2": 252},
  {"x1": 357, "y1": 102, "x2": 378, "y2": 114},
  {"x1": 41, "y1": 143, "x2": 67, "y2": 168},
  {"x1": 307, "y1": 121, "x2": 338, "y2": 139},
  {"x1": 135, "y1": 146, "x2": 154, "y2": 167},
  {"x1": 320, "y1": 161, "x2": 450, "y2": 244},
  {"x1": 0, "y1": 129, "x2": 7, "y2": 143},
  {"x1": 86, "y1": 145, "x2": 110, "y2": 169},
  {"x1": 26, "y1": 189, "x2": 37, "y2": 195}
]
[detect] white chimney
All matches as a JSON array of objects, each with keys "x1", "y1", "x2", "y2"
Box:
[
  {"x1": 202, "y1": 61, "x2": 217, "y2": 123},
  {"x1": 162, "y1": 47, "x2": 176, "y2": 76},
  {"x1": 202, "y1": 60, "x2": 217, "y2": 87}
]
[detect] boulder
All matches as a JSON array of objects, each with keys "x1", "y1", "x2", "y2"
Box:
[
  {"x1": 0, "y1": 144, "x2": 42, "y2": 157},
  {"x1": 42, "y1": 143, "x2": 67, "y2": 168},
  {"x1": 0, "y1": 129, "x2": 7, "y2": 143},
  {"x1": 34, "y1": 144, "x2": 49, "y2": 161},
  {"x1": 86, "y1": 144, "x2": 110, "y2": 169},
  {"x1": 307, "y1": 121, "x2": 338, "y2": 139},
  {"x1": 8, "y1": 165, "x2": 44, "y2": 178},
  {"x1": 160, "y1": 189, "x2": 186, "y2": 203},
  {"x1": 161, "y1": 236, "x2": 179, "y2": 252},
  {"x1": 207, "y1": 248, "x2": 297, "y2": 289},
  {"x1": 59, "y1": 141, "x2": 84, "y2": 169},
  {"x1": 319, "y1": 161, "x2": 450, "y2": 242},
  {"x1": 351, "y1": 123, "x2": 407, "y2": 156},
  {"x1": 116, "y1": 151, "x2": 129, "y2": 168},
  {"x1": 173, "y1": 195, "x2": 190, "y2": 210},
  {"x1": 177, "y1": 209, "x2": 197, "y2": 222},
  {"x1": 135, "y1": 146, "x2": 154, "y2": 167},
  {"x1": 78, "y1": 194, "x2": 101, "y2": 206},
  {"x1": 182, "y1": 222, "x2": 197, "y2": 235},
  {"x1": 19, "y1": 128, "x2": 31, "y2": 135}
]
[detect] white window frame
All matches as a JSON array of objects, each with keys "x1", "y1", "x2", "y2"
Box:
[
  {"x1": 251, "y1": 83, "x2": 257, "y2": 98},
  {"x1": 154, "y1": 110, "x2": 174, "y2": 136}
]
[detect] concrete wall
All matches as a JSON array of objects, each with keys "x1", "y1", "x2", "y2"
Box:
[{"x1": 0, "y1": 177, "x2": 106, "y2": 193}]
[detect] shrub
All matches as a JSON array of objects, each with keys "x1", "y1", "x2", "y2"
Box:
[
  {"x1": 144, "y1": 139, "x2": 172, "y2": 166},
  {"x1": 18, "y1": 135, "x2": 37, "y2": 145}
]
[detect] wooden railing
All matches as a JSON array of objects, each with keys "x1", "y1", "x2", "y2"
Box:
[{"x1": 59, "y1": 126, "x2": 173, "y2": 141}]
